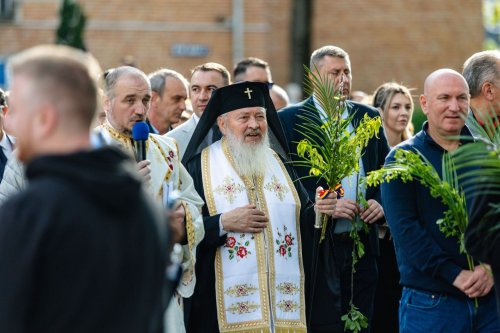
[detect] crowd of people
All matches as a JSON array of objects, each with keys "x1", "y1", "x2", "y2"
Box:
[{"x1": 0, "y1": 43, "x2": 498, "y2": 333}]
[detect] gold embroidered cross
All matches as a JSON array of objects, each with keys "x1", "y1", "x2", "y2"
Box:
[{"x1": 244, "y1": 88, "x2": 253, "y2": 99}]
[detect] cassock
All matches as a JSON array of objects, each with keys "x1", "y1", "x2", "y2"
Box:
[
  {"x1": 96, "y1": 122, "x2": 205, "y2": 332},
  {"x1": 182, "y1": 82, "x2": 343, "y2": 332},
  {"x1": 186, "y1": 138, "x2": 341, "y2": 332}
]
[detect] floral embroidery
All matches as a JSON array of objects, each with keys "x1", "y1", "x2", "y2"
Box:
[
  {"x1": 276, "y1": 282, "x2": 300, "y2": 295},
  {"x1": 275, "y1": 225, "x2": 295, "y2": 259},
  {"x1": 214, "y1": 176, "x2": 245, "y2": 204},
  {"x1": 169, "y1": 150, "x2": 174, "y2": 158},
  {"x1": 225, "y1": 236, "x2": 236, "y2": 248},
  {"x1": 277, "y1": 299, "x2": 299, "y2": 312},
  {"x1": 225, "y1": 284, "x2": 258, "y2": 297},
  {"x1": 226, "y1": 301, "x2": 260, "y2": 315},
  {"x1": 264, "y1": 175, "x2": 289, "y2": 201},
  {"x1": 225, "y1": 234, "x2": 253, "y2": 261}
]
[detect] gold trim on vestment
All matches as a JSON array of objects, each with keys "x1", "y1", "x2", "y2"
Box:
[
  {"x1": 149, "y1": 135, "x2": 173, "y2": 198},
  {"x1": 219, "y1": 138, "x2": 270, "y2": 331},
  {"x1": 273, "y1": 150, "x2": 307, "y2": 328},
  {"x1": 181, "y1": 201, "x2": 195, "y2": 254},
  {"x1": 202, "y1": 138, "x2": 306, "y2": 332}
]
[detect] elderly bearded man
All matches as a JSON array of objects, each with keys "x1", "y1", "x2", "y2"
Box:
[
  {"x1": 182, "y1": 81, "x2": 337, "y2": 333},
  {"x1": 96, "y1": 66, "x2": 204, "y2": 333}
]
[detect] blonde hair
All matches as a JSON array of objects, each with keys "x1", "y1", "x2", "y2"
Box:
[{"x1": 372, "y1": 82, "x2": 414, "y2": 141}]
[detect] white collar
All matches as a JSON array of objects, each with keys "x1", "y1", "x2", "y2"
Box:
[
  {"x1": 312, "y1": 95, "x2": 349, "y2": 121},
  {"x1": 193, "y1": 113, "x2": 200, "y2": 125}
]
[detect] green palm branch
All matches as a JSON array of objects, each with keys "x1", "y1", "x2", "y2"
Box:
[
  {"x1": 366, "y1": 148, "x2": 475, "y2": 272},
  {"x1": 294, "y1": 66, "x2": 381, "y2": 188},
  {"x1": 294, "y1": 66, "x2": 381, "y2": 332},
  {"x1": 452, "y1": 107, "x2": 500, "y2": 237}
]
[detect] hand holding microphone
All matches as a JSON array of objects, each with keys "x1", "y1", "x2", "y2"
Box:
[
  {"x1": 132, "y1": 121, "x2": 149, "y2": 162},
  {"x1": 132, "y1": 122, "x2": 151, "y2": 182}
]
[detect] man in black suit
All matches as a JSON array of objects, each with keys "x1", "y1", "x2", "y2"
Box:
[{"x1": 279, "y1": 45, "x2": 389, "y2": 333}]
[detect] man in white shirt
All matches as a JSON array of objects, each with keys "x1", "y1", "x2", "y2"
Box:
[{"x1": 167, "y1": 62, "x2": 230, "y2": 159}]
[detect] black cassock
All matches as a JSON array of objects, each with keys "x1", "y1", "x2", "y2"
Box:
[{"x1": 184, "y1": 152, "x2": 342, "y2": 333}]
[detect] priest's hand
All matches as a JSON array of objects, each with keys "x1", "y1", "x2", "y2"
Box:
[
  {"x1": 359, "y1": 199, "x2": 384, "y2": 224},
  {"x1": 315, "y1": 187, "x2": 338, "y2": 217},
  {"x1": 137, "y1": 160, "x2": 152, "y2": 183},
  {"x1": 221, "y1": 205, "x2": 269, "y2": 233},
  {"x1": 169, "y1": 204, "x2": 186, "y2": 244}
]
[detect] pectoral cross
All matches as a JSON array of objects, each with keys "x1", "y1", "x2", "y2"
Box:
[{"x1": 244, "y1": 88, "x2": 253, "y2": 99}]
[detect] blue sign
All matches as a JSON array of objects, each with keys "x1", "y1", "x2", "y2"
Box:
[{"x1": 170, "y1": 44, "x2": 209, "y2": 58}]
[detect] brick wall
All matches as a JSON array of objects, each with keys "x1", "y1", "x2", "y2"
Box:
[
  {"x1": 0, "y1": 0, "x2": 482, "y2": 97},
  {"x1": 312, "y1": 0, "x2": 483, "y2": 96}
]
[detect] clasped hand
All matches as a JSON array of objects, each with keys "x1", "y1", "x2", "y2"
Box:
[{"x1": 221, "y1": 205, "x2": 269, "y2": 233}]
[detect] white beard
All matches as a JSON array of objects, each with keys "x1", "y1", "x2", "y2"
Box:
[{"x1": 225, "y1": 128, "x2": 271, "y2": 178}]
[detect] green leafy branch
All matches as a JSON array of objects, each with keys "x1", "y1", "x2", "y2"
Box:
[
  {"x1": 365, "y1": 148, "x2": 475, "y2": 271},
  {"x1": 294, "y1": 66, "x2": 379, "y2": 332},
  {"x1": 341, "y1": 302, "x2": 368, "y2": 333}
]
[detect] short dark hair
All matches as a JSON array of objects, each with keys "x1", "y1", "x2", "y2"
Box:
[
  {"x1": 233, "y1": 57, "x2": 270, "y2": 81},
  {"x1": 191, "y1": 62, "x2": 231, "y2": 86},
  {"x1": 310, "y1": 45, "x2": 350, "y2": 70},
  {"x1": 0, "y1": 88, "x2": 6, "y2": 108}
]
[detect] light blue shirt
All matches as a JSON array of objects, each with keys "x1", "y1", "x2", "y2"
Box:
[{"x1": 313, "y1": 96, "x2": 366, "y2": 233}]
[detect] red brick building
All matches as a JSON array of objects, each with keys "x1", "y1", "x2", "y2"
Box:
[{"x1": 0, "y1": 0, "x2": 483, "y2": 97}]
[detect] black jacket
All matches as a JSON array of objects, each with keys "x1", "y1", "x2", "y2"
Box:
[
  {"x1": 0, "y1": 147, "x2": 167, "y2": 333},
  {"x1": 278, "y1": 97, "x2": 390, "y2": 254}
]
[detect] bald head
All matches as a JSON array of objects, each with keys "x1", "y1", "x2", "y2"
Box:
[
  {"x1": 420, "y1": 69, "x2": 469, "y2": 148},
  {"x1": 423, "y1": 69, "x2": 468, "y2": 96}
]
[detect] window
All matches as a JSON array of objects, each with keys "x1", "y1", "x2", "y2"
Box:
[{"x1": 0, "y1": 0, "x2": 15, "y2": 21}]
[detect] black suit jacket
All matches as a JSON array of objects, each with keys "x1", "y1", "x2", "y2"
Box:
[{"x1": 278, "y1": 96, "x2": 390, "y2": 255}]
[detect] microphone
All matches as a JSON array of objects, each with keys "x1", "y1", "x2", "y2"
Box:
[{"x1": 131, "y1": 121, "x2": 149, "y2": 162}]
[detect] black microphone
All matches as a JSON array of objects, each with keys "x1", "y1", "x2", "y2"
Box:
[{"x1": 132, "y1": 121, "x2": 149, "y2": 162}]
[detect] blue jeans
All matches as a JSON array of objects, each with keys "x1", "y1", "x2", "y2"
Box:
[{"x1": 400, "y1": 287, "x2": 500, "y2": 333}]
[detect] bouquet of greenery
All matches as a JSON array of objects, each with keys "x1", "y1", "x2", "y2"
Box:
[
  {"x1": 365, "y1": 148, "x2": 477, "y2": 303},
  {"x1": 293, "y1": 66, "x2": 381, "y2": 333},
  {"x1": 294, "y1": 66, "x2": 381, "y2": 242}
]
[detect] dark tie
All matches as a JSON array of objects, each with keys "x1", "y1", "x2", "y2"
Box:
[{"x1": 0, "y1": 147, "x2": 7, "y2": 180}]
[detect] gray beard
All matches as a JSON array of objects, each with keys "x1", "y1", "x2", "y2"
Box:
[{"x1": 225, "y1": 129, "x2": 271, "y2": 178}]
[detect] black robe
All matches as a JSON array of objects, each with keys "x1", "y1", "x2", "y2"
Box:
[
  {"x1": 0, "y1": 148, "x2": 167, "y2": 333},
  {"x1": 184, "y1": 151, "x2": 343, "y2": 333}
]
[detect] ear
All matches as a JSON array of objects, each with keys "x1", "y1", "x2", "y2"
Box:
[
  {"x1": 103, "y1": 95, "x2": 111, "y2": 113},
  {"x1": 35, "y1": 104, "x2": 58, "y2": 139},
  {"x1": 481, "y1": 81, "x2": 495, "y2": 101},
  {"x1": 151, "y1": 91, "x2": 160, "y2": 109},
  {"x1": 420, "y1": 94, "x2": 429, "y2": 116},
  {"x1": 217, "y1": 115, "x2": 226, "y2": 136}
]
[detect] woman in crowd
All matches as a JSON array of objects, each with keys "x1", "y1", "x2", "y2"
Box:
[{"x1": 371, "y1": 82, "x2": 414, "y2": 333}]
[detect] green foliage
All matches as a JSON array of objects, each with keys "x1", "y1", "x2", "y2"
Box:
[
  {"x1": 341, "y1": 302, "x2": 368, "y2": 333},
  {"x1": 295, "y1": 66, "x2": 380, "y2": 332},
  {"x1": 56, "y1": 0, "x2": 87, "y2": 51},
  {"x1": 452, "y1": 108, "x2": 500, "y2": 239},
  {"x1": 366, "y1": 149, "x2": 475, "y2": 271}
]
